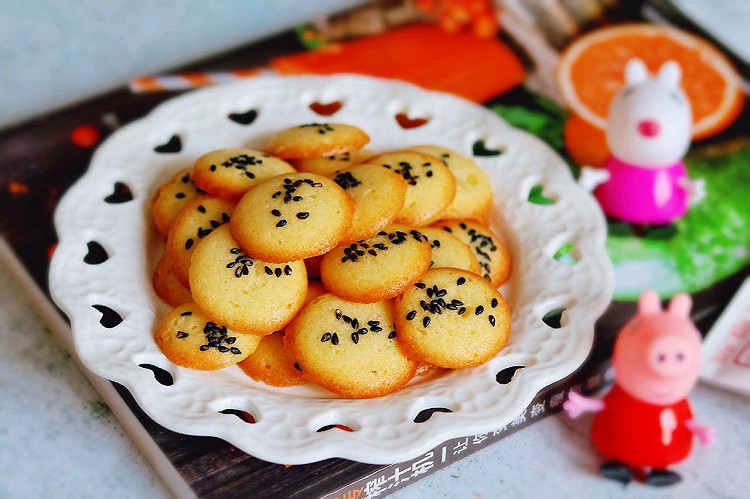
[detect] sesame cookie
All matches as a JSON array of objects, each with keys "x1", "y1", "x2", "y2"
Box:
[
  {"x1": 230, "y1": 172, "x2": 354, "y2": 263},
  {"x1": 432, "y1": 220, "x2": 511, "y2": 287},
  {"x1": 189, "y1": 225, "x2": 308, "y2": 336},
  {"x1": 410, "y1": 145, "x2": 493, "y2": 222},
  {"x1": 151, "y1": 168, "x2": 206, "y2": 237},
  {"x1": 284, "y1": 294, "x2": 418, "y2": 398},
  {"x1": 320, "y1": 224, "x2": 432, "y2": 303},
  {"x1": 154, "y1": 302, "x2": 260, "y2": 370},
  {"x1": 165, "y1": 196, "x2": 234, "y2": 287},
  {"x1": 152, "y1": 253, "x2": 192, "y2": 307},
  {"x1": 191, "y1": 148, "x2": 296, "y2": 202},
  {"x1": 418, "y1": 227, "x2": 481, "y2": 275},
  {"x1": 394, "y1": 268, "x2": 510, "y2": 369},
  {"x1": 265, "y1": 123, "x2": 370, "y2": 159},
  {"x1": 290, "y1": 149, "x2": 371, "y2": 177},
  {"x1": 362, "y1": 151, "x2": 456, "y2": 227},
  {"x1": 237, "y1": 282, "x2": 325, "y2": 387},
  {"x1": 237, "y1": 331, "x2": 306, "y2": 387},
  {"x1": 332, "y1": 164, "x2": 408, "y2": 242}
]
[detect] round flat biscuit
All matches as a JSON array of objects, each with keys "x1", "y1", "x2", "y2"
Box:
[
  {"x1": 165, "y1": 196, "x2": 234, "y2": 287},
  {"x1": 152, "y1": 253, "x2": 192, "y2": 307},
  {"x1": 320, "y1": 224, "x2": 432, "y2": 303},
  {"x1": 394, "y1": 268, "x2": 510, "y2": 369},
  {"x1": 419, "y1": 227, "x2": 482, "y2": 275},
  {"x1": 332, "y1": 164, "x2": 408, "y2": 242},
  {"x1": 432, "y1": 220, "x2": 511, "y2": 287},
  {"x1": 290, "y1": 149, "x2": 371, "y2": 176},
  {"x1": 154, "y1": 302, "x2": 260, "y2": 370},
  {"x1": 230, "y1": 172, "x2": 354, "y2": 263},
  {"x1": 363, "y1": 151, "x2": 456, "y2": 227},
  {"x1": 410, "y1": 145, "x2": 493, "y2": 222},
  {"x1": 265, "y1": 123, "x2": 370, "y2": 159},
  {"x1": 284, "y1": 294, "x2": 418, "y2": 398},
  {"x1": 189, "y1": 225, "x2": 308, "y2": 335},
  {"x1": 191, "y1": 148, "x2": 295, "y2": 202},
  {"x1": 238, "y1": 331, "x2": 306, "y2": 387},
  {"x1": 151, "y1": 168, "x2": 206, "y2": 237}
]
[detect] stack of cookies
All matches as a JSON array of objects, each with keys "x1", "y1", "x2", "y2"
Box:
[{"x1": 150, "y1": 123, "x2": 512, "y2": 398}]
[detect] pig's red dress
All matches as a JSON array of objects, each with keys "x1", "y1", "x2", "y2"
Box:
[{"x1": 591, "y1": 384, "x2": 694, "y2": 469}]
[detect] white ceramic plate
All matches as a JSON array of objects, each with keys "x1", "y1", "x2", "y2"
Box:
[{"x1": 49, "y1": 75, "x2": 613, "y2": 465}]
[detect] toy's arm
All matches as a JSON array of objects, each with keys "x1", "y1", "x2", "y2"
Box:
[
  {"x1": 578, "y1": 167, "x2": 610, "y2": 192},
  {"x1": 685, "y1": 419, "x2": 716, "y2": 447},
  {"x1": 563, "y1": 391, "x2": 605, "y2": 419},
  {"x1": 677, "y1": 177, "x2": 706, "y2": 206}
]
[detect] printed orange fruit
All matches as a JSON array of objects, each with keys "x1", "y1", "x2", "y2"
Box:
[{"x1": 557, "y1": 23, "x2": 745, "y2": 140}]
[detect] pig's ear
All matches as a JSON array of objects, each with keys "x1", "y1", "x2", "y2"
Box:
[
  {"x1": 625, "y1": 58, "x2": 648, "y2": 86},
  {"x1": 638, "y1": 289, "x2": 661, "y2": 314},
  {"x1": 668, "y1": 293, "x2": 692, "y2": 317}
]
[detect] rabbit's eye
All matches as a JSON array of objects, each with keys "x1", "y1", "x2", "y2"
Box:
[{"x1": 669, "y1": 91, "x2": 684, "y2": 105}]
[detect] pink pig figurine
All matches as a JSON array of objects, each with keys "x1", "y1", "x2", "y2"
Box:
[
  {"x1": 564, "y1": 290, "x2": 715, "y2": 486},
  {"x1": 580, "y1": 58, "x2": 705, "y2": 228}
]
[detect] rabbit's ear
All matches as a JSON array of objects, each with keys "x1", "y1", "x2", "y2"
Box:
[
  {"x1": 667, "y1": 293, "x2": 692, "y2": 317},
  {"x1": 625, "y1": 58, "x2": 648, "y2": 85},
  {"x1": 638, "y1": 289, "x2": 661, "y2": 315},
  {"x1": 657, "y1": 61, "x2": 682, "y2": 87}
]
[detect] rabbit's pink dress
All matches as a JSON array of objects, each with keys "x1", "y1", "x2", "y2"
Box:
[{"x1": 595, "y1": 155, "x2": 688, "y2": 224}]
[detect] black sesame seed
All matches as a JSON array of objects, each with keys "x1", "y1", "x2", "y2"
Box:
[
  {"x1": 176, "y1": 331, "x2": 189, "y2": 339},
  {"x1": 265, "y1": 266, "x2": 273, "y2": 275},
  {"x1": 335, "y1": 309, "x2": 342, "y2": 319},
  {"x1": 180, "y1": 311, "x2": 193, "y2": 316},
  {"x1": 406, "y1": 310, "x2": 417, "y2": 321},
  {"x1": 489, "y1": 315, "x2": 496, "y2": 327},
  {"x1": 458, "y1": 307, "x2": 466, "y2": 315},
  {"x1": 343, "y1": 315, "x2": 352, "y2": 324},
  {"x1": 275, "y1": 268, "x2": 282, "y2": 277},
  {"x1": 415, "y1": 282, "x2": 426, "y2": 289},
  {"x1": 296, "y1": 212, "x2": 309, "y2": 219},
  {"x1": 331, "y1": 333, "x2": 339, "y2": 345},
  {"x1": 175, "y1": 192, "x2": 186, "y2": 199},
  {"x1": 491, "y1": 298, "x2": 499, "y2": 308},
  {"x1": 475, "y1": 306, "x2": 484, "y2": 315},
  {"x1": 230, "y1": 347, "x2": 242, "y2": 355},
  {"x1": 276, "y1": 219, "x2": 287, "y2": 227},
  {"x1": 457, "y1": 277, "x2": 466, "y2": 285},
  {"x1": 351, "y1": 318, "x2": 359, "y2": 330},
  {"x1": 197, "y1": 205, "x2": 206, "y2": 213},
  {"x1": 272, "y1": 191, "x2": 281, "y2": 198},
  {"x1": 351, "y1": 332, "x2": 359, "y2": 344},
  {"x1": 284, "y1": 265, "x2": 292, "y2": 275},
  {"x1": 292, "y1": 196, "x2": 303, "y2": 202},
  {"x1": 294, "y1": 362, "x2": 302, "y2": 371},
  {"x1": 185, "y1": 238, "x2": 194, "y2": 250},
  {"x1": 423, "y1": 316, "x2": 431, "y2": 327},
  {"x1": 321, "y1": 332, "x2": 332, "y2": 342},
  {"x1": 271, "y1": 209, "x2": 281, "y2": 216},
  {"x1": 388, "y1": 331, "x2": 397, "y2": 339}
]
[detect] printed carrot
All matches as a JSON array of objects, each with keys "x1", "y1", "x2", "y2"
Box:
[{"x1": 270, "y1": 23, "x2": 524, "y2": 103}]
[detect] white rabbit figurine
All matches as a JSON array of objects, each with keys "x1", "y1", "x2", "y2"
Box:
[{"x1": 581, "y1": 58, "x2": 705, "y2": 225}]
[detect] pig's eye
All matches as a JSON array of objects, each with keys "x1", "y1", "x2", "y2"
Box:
[
  {"x1": 676, "y1": 353, "x2": 685, "y2": 362},
  {"x1": 621, "y1": 87, "x2": 636, "y2": 98},
  {"x1": 657, "y1": 353, "x2": 666, "y2": 363},
  {"x1": 669, "y1": 91, "x2": 684, "y2": 105}
]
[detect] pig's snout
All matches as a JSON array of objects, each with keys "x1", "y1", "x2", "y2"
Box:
[
  {"x1": 648, "y1": 336, "x2": 694, "y2": 376},
  {"x1": 637, "y1": 119, "x2": 661, "y2": 138}
]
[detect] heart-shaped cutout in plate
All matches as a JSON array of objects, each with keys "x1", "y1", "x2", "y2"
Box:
[
  {"x1": 309, "y1": 101, "x2": 342, "y2": 116},
  {"x1": 395, "y1": 112, "x2": 429, "y2": 129}
]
